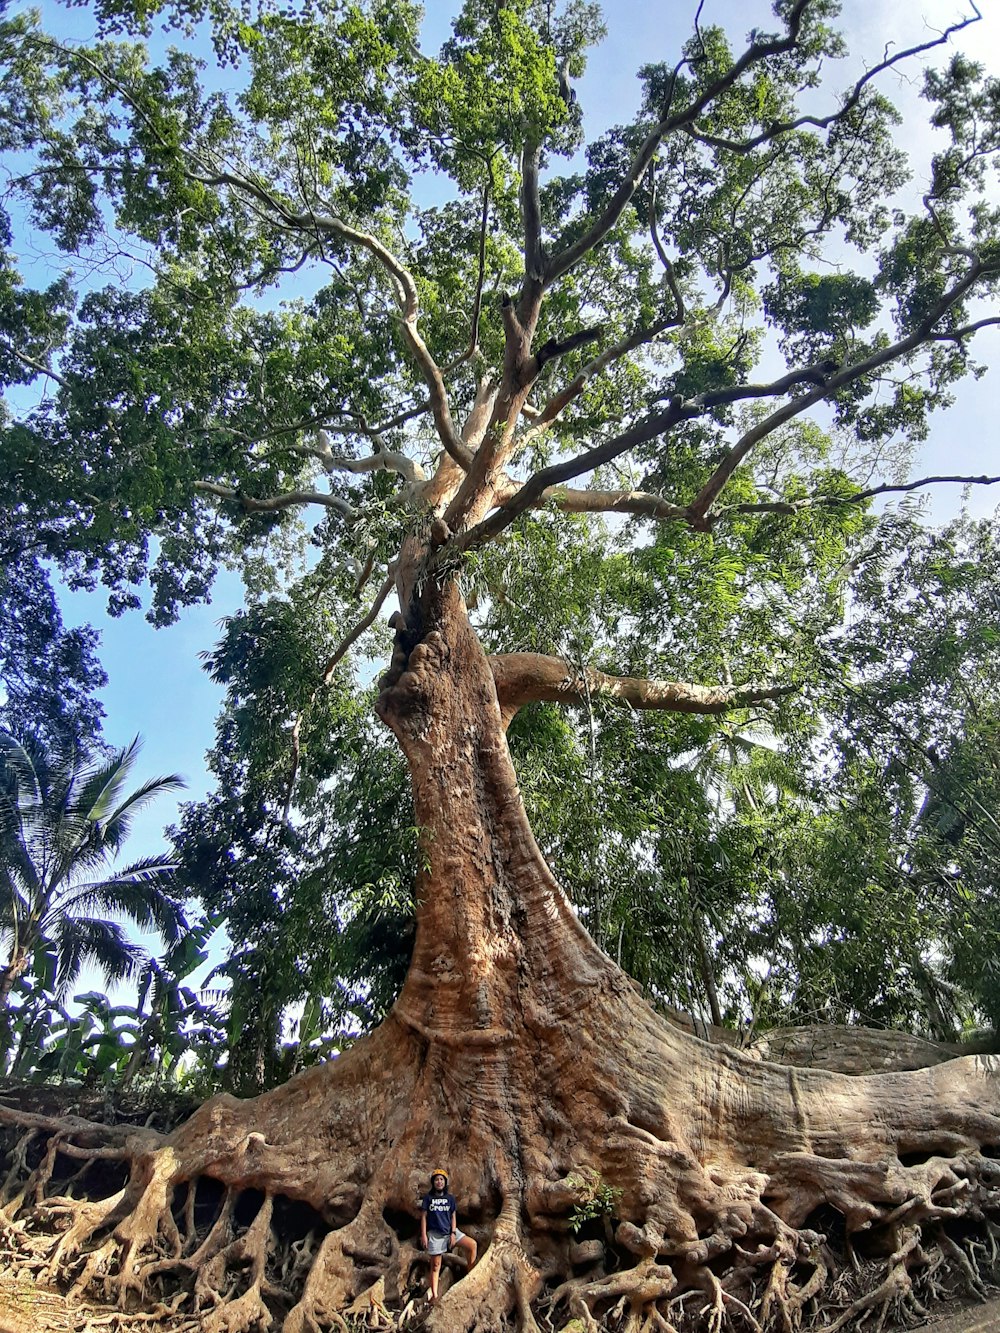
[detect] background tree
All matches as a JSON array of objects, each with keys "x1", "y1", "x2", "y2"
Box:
[
  {"x1": 0, "y1": 731, "x2": 186, "y2": 1062},
  {"x1": 3, "y1": 1, "x2": 1000, "y2": 1331}
]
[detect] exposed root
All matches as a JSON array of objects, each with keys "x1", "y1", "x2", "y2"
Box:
[
  {"x1": 1, "y1": 1112, "x2": 999, "y2": 1333},
  {"x1": 0, "y1": 1030, "x2": 999, "y2": 1333},
  {"x1": 824, "y1": 1227, "x2": 922, "y2": 1333}
]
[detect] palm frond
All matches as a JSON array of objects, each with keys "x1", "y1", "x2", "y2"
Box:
[
  {"x1": 104, "y1": 772, "x2": 186, "y2": 830},
  {"x1": 50, "y1": 861, "x2": 185, "y2": 942},
  {"x1": 0, "y1": 840, "x2": 41, "y2": 905},
  {"x1": 73, "y1": 744, "x2": 184, "y2": 861},
  {"x1": 0, "y1": 732, "x2": 46, "y2": 809},
  {"x1": 72, "y1": 737, "x2": 144, "y2": 827},
  {"x1": 52, "y1": 917, "x2": 148, "y2": 996},
  {"x1": 1, "y1": 730, "x2": 185, "y2": 969},
  {"x1": 0, "y1": 875, "x2": 32, "y2": 926}
]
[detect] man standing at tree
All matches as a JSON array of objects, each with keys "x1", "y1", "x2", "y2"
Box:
[{"x1": 420, "y1": 1168, "x2": 477, "y2": 1302}]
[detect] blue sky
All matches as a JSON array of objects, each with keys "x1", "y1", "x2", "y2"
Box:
[{"x1": 30, "y1": 0, "x2": 1000, "y2": 928}]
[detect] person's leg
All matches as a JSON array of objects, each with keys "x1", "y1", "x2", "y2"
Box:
[
  {"x1": 456, "y1": 1234, "x2": 477, "y2": 1269},
  {"x1": 429, "y1": 1254, "x2": 442, "y2": 1300}
]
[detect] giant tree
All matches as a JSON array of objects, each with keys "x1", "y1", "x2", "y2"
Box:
[{"x1": 4, "y1": 1, "x2": 1000, "y2": 1330}]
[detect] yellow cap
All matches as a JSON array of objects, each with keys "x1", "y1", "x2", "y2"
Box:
[{"x1": 431, "y1": 1167, "x2": 448, "y2": 1181}]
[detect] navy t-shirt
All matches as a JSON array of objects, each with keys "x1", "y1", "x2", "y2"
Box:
[{"x1": 421, "y1": 1191, "x2": 456, "y2": 1235}]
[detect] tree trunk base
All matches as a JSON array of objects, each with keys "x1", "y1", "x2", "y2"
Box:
[{"x1": 1, "y1": 1006, "x2": 999, "y2": 1333}]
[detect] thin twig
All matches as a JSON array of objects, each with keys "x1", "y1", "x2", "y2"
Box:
[{"x1": 321, "y1": 574, "x2": 395, "y2": 686}]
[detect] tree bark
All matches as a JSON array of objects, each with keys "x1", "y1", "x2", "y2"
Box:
[
  {"x1": 691, "y1": 909, "x2": 724, "y2": 1031},
  {"x1": 0, "y1": 951, "x2": 29, "y2": 1071},
  {"x1": 2, "y1": 582, "x2": 1000, "y2": 1333}
]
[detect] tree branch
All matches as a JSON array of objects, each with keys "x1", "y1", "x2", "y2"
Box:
[
  {"x1": 930, "y1": 316, "x2": 1000, "y2": 342},
  {"x1": 520, "y1": 142, "x2": 544, "y2": 286},
  {"x1": 7, "y1": 347, "x2": 71, "y2": 389},
  {"x1": 544, "y1": 0, "x2": 811, "y2": 287},
  {"x1": 320, "y1": 574, "x2": 395, "y2": 686},
  {"x1": 313, "y1": 426, "x2": 425, "y2": 485},
  {"x1": 280, "y1": 570, "x2": 395, "y2": 825},
  {"x1": 449, "y1": 251, "x2": 996, "y2": 554},
  {"x1": 443, "y1": 397, "x2": 691, "y2": 559},
  {"x1": 712, "y1": 474, "x2": 1000, "y2": 525},
  {"x1": 687, "y1": 260, "x2": 992, "y2": 522},
  {"x1": 532, "y1": 326, "x2": 605, "y2": 374},
  {"x1": 193, "y1": 481, "x2": 356, "y2": 518},
  {"x1": 37, "y1": 37, "x2": 472, "y2": 472},
  {"x1": 443, "y1": 174, "x2": 492, "y2": 374},
  {"x1": 258, "y1": 204, "x2": 472, "y2": 470},
  {"x1": 516, "y1": 314, "x2": 683, "y2": 453},
  {"x1": 648, "y1": 160, "x2": 685, "y2": 323},
  {"x1": 489, "y1": 652, "x2": 796, "y2": 726},
  {"x1": 681, "y1": 9, "x2": 982, "y2": 157},
  {"x1": 538, "y1": 486, "x2": 689, "y2": 522}
]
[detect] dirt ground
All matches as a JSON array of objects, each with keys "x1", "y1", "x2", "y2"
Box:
[
  {"x1": 1, "y1": 1273, "x2": 999, "y2": 1333},
  {"x1": 910, "y1": 1298, "x2": 1000, "y2": 1332},
  {"x1": 0, "y1": 1275, "x2": 119, "y2": 1333}
]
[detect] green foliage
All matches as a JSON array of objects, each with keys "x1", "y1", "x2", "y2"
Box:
[
  {"x1": 6, "y1": 917, "x2": 227, "y2": 1089},
  {"x1": 0, "y1": 550, "x2": 107, "y2": 747},
  {"x1": 171, "y1": 568, "x2": 415, "y2": 1091},
  {"x1": 565, "y1": 1168, "x2": 623, "y2": 1234}
]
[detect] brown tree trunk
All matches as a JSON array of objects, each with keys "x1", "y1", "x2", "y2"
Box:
[
  {"x1": 0, "y1": 951, "x2": 29, "y2": 1071},
  {"x1": 0, "y1": 953, "x2": 28, "y2": 1009},
  {"x1": 692, "y1": 908, "x2": 724, "y2": 1030},
  {"x1": 2, "y1": 581, "x2": 1000, "y2": 1333}
]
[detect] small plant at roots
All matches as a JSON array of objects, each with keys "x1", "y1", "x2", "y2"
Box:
[{"x1": 566, "y1": 1167, "x2": 622, "y2": 1234}]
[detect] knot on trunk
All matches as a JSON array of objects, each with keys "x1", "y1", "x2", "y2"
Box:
[{"x1": 376, "y1": 626, "x2": 451, "y2": 735}]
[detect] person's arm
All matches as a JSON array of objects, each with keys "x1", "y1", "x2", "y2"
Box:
[
  {"x1": 449, "y1": 1205, "x2": 457, "y2": 1245},
  {"x1": 420, "y1": 1200, "x2": 428, "y2": 1249}
]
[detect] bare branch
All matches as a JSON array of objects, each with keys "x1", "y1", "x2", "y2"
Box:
[
  {"x1": 682, "y1": 9, "x2": 982, "y2": 157},
  {"x1": 321, "y1": 574, "x2": 395, "y2": 686},
  {"x1": 229, "y1": 240, "x2": 324, "y2": 292},
  {"x1": 452, "y1": 252, "x2": 997, "y2": 553},
  {"x1": 682, "y1": 361, "x2": 842, "y2": 411},
  {"x1": 443, "y1": 174, "x2": 492, "y2": 374},
  {"x1": 443, "y1": 397, "x2": 691, "y2": 559},
  {"x1": 930, "y1": 316, "x2": 1000, "y2": 342},
  {"x1": 256, "y1": 205, "x2": 472, "y2": 470},
  {"x1": 532, "y1": 326, "x2": 605, "y2": 374},
  {"x1": 712, "y1": 474, "x2": 1000, "y2": 525},
  {"x1": 313, "y1": 427, "x2": 425, "y2": 486},
  {"x1": 352, "y1": 549, "x2": 376, "y2": 597},
  {"x1": 520, "y1": 142, "x2": 544, "y2": 285},
  {"x1": 462, "y1": 373, "x2": 500, "y2": 449},
  {"x1": 188, "y1": 399, "x2": 428, "y2": 457},
  {"x1": 193, "y1": 480, "x2": 356, "y2": 518},
  {"x1": 687, "y1": 260, "x2": 992, "y2": 521},
  {"x1": 489, "y1": 652, "x2": 796, "y2": 726},
  {"x1": 648, "y1": 160, "x2": 685, "y2": 323},
  {"x1": 7, "y1": 347, "x2": 71, "y2": 389},
  {"x1": 540, "y1": 486, "x2": 689, "y2": 522},
  {"x1": 517, "y1": 314, "x2": 682, "y2": 452}
]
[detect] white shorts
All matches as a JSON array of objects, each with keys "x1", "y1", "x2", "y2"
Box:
[{"x1": 427, "y1": 1230, "x2": 465, "y2": 1255}]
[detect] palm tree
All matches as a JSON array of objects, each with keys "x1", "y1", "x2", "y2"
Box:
[{"x1": 0, "y1": 731, "x2": 186, "y2": 1053}]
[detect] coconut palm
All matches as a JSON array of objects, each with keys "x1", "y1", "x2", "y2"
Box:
[{"x1": 0, "y1": 731, "x2": 186, "y2": 1048}]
